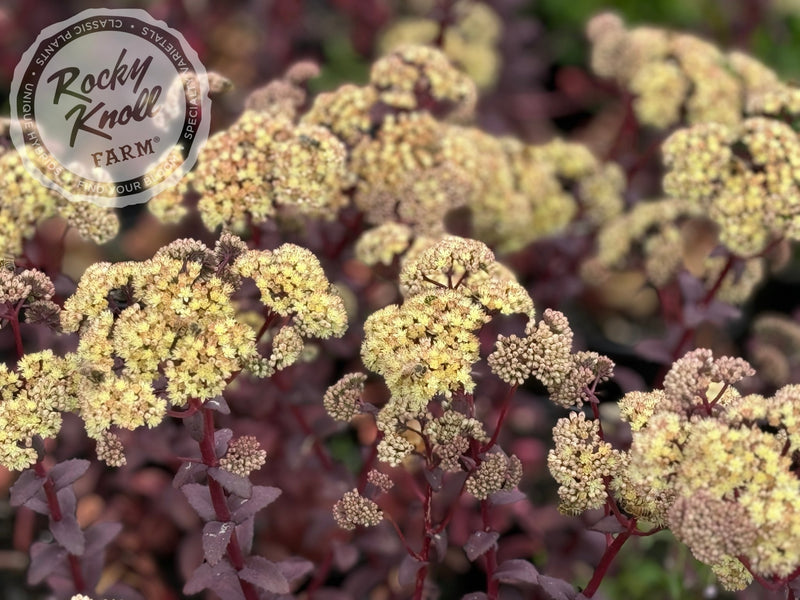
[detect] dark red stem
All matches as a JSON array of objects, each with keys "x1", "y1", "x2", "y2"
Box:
[
  {"x1": 656, "y1": 254, "x2": 736, "y2": 386},
  {"x1": 582, "y1": 519, "x2": 636, "y2": 597},
  {"x1": 197, "y1": 404, "x2": 259, "y2": 600},
  {"x1": 288, "y1": 404, "x2": 333, "y2": 470},
  {"x1": 33, "y1": 461, "x2": 86, "y2": 593},
  {"x1": 412, "y1": 480, "x2": 434, "y2": 600},
  {"x1": 481, "y1": 384, "x2": 518, "y2": 452},
  {"x1": 481, "y1": 500, "x2": 500, "y2": 600}
]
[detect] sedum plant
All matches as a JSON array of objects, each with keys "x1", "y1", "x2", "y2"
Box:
[{"x1": 3, "y1": 5, "x2": 800, "y2": 600}]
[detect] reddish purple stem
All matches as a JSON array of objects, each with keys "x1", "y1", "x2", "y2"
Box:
[
  {"x1": 197, "y1": 404, "x2": 260, "y2": 600},
  {"x1": 33, "y1": 461, "x2": 86, "y2": 593}
]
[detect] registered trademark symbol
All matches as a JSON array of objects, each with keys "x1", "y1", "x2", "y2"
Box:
[{"x1": 154, "y1": 136, "x2": 160, "y2": 143}]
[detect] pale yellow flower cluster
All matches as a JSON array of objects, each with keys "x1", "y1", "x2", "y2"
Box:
[
  {"x1": 61, "y1": 241, "x2": 257, "y2": 434},
  {"x1": 663, "y1": 117, "x2": 800, "y2": 257},
  {"x1": 219, "y1": 435, "x2": 268, "y2": 477},
  {"x1": 0, "y1": 148, "x2": 118, "y2": 257},
  {"x1": 370, "y1": 44, "x2": 477, "y2": 112},
  {"x1": 363, "y1": 288, "x2": 488, "y2": 414},
  {"x1": 548, "y1": 412, "x2": 626, "y2": 514},
  {"x1": 153, "y1": 45, "x2": 622, "y2": 259},
  {"x1": 0, "y1": 351, "x2": 75, "y2": 470},
  {"x1": 233, "y1": 244, "x2": 348, "y2": 339},
  {"x1": 359, "y1": 236, "x2": 532, "y2": 470},
  {"x1": 0, "y1": 268, "x2": 60, "y2": 329},
  {"x1": 585, "y1": 198, "x2": 697, "y2": 287},
  {"x1": 323, "y1": 373, "x2": 367, "y2": 422},
  {"x1": 399, "y1": 235, "x2": 533, "y2": 315},
  {"x1": 584, "y1": 195, "x2": 768, "y2": 303},
  {"x1": 748, "y1": 313, "x2": 800, "y2": 386},
  {"x1": 0, "y1": 233, "x2": 345, "y2": 470},
  {"x1": 488, "y1": 309, "x2": 614, "y2": 407},
  {"x1": 363, "y1": 237, "x2": 533, "y2": 417},
  {"x1": 440, "y1": 130, "x2": 624, "y2": 253},
  {"x1": 379, "y1": 0, "x2": 502, "y2": 89},
  {"x1": 587, "y1": 12, "x2": 778, "y2": 128},
  {"x1": 465, "y1": 451, "x2": 523, "y2": 500},
  {"x1": 332, "y1": 488, "x2": 384, "y2": 530},
  {"x1": 610, "y1": 349, "x2": 800, "y2": 589},
  {"x1": 424, "y1": 408, "x2": 488, "y2": 472}
]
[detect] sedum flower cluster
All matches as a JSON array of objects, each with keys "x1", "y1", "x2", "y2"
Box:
[
  {"x1": 606, "y1": 349, "x2": 800, "y2": 590},
  {"x1": 489, "y1": 308, "x2": 614, "y2": 407},
  {"x1": 548, "y1": 412, "x2": 626, "y2": 514},
  {"x1": 0, "y1": 145, "x2": 118, "y2": 257},
  {"x1": 583, "y1": 196, "x2": 768, "y2": 303},
  {"x1": 332, "y1": 488, "x2": 384, "y2": 530},
  {"x1": 359, "y1": 236, "x2": 531, "y2": 470},
  {"x1": 587, "y1": 12, "x2": 779, "y2": 129},
  {"x1": 0, "y1": 350, "x2": 76, "y2": 470},
  {"x1": 0, "y1": 232, "x2": 346, "y2": 470},
  {"x1": 363, "y1": 236, "x2": 532, "y2": 414},
  {"x1": 748, "y1": 313, "x2": 800, "y2": 387},
  {"x1": 152, "y1": 45, "x2": 624, "y2": 257},
  {"x1": 0, "y1": 267, "x2": 60, "y2": 330},
  {"x1": 378, "y1": 0, "x2": 503, "y2": 89},
  {"x1": 662, "y1": 117, "x2": 800, "y2": 257}
]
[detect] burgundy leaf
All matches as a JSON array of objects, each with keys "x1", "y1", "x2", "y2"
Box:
[
  {"x1": 50, "y1": 514, "x2": 85, "y2": 555},
  {"x1": 207, "y1": 574, "x2": 247, "y2": 600},
  {"x1": 209, "y1": 466, "x2": 252, "y2": 499},
  {"x1": 537, "y1": 575, "x2": 577, "y2": 600},
  {"x1": 460, "y1": 455, "x2": 477, "y2": 470},
  {"x1": 181, "y1": 483, "x2": 217, "y2": 521},
  {"x1": 202, "y1": 520, "x2": 235, "y2": 566},
  {"x1": 423, "y1": 467, "x2": 443, "y2": 491},
  {"x1": 239, "y1": 555, "x2": 290, "y2": 594},
  {"x1": 27, "y1": 542, "x2": 67, "y2": 584},
  {"x1": 84, "y1": 521, "x2": 123, "y2": 557},
  {"x1": 184, "y1": 412, "x2": 205, "y2": 442},
  {"x1": 431, "y1": 530, "x2": 448, "y2": 561},
  {"x1": 493, "y1": 559, "x2": 539, "y2": 585},
  {"x1": 489, "y1": 489, "x2": 526, "y2": 505},
  {"x1": 172, "y1": 461, "x2": 208, "y2": 489},
  {"x1": 398, "y1": 555, "x2": 427, "y2": 587},
  {"x1": 464, "y1": 531, "x2": 499, "y2": 562},
  {"x1": 9, "y1": 469, "x2": 45, "y2": 506},
  {"x1": 611, "y1": 365, "x2": 646, "y2": 393},
  {"x1": 236, "y1": 517, "x2": 255, "y2": 555},
  {"x1": 276, "y1": 557, "x2": 314, "y2": 583},
  {"x1": 332, "y1": 541, "x2": 358, "y2": 571},
  {"x1": 231, "y1": 485, "x2": 281, "y2": 523},
  {"x1": 704, "y1": 300, "x2": 742, "y2": 326},
  {"x1": 56, "y1": 486, "x2": 77, "y2": 515},
  {"x1": 183, "y1": 558, "x2": 236, "y2": 594},
  {"x1": 50, "y1": 459, "x2": 90, "y2": 490},
  {"x1": 22, "y1": 492, "x2": 49, "y2": 515},
  {"x1": 677, "y1": 271, "x2": 704, "y2": 303},
  {"x1": 214, "y1": 428, "x2": 234, "y2": 457},
  {"x1": 588, "y1": 515, "x2": 627, "y2": 534},
  {"x1": 205, "y1": 395, "x2": 230, "y2": 414},
  {"x1": 82, "y1": 547, "x2": 104, "y2": 591},
  {"x1": 634, "y1": 338, "x2": 673, "y2": 364},
  {"x1": 682, "y1": 302, "x2": 706, "y2": 328}
]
